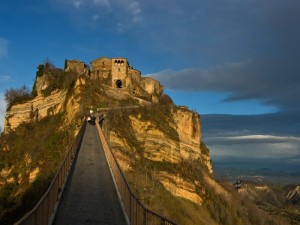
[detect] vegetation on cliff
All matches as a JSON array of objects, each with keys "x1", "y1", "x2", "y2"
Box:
[
  {"x1": 0, "y1": 114, "x2": 76, "y2": 224},
  {"x1": 4, "y1": 86, "x2": 32, "y2": 111},
  {"x1": 0, "y1": 62, "x2": 83, "y2": 224}
]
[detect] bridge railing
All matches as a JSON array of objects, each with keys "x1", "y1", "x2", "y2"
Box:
[
  {"x1": 96, "y1": 120, "x2": 178, "y2": 225},
  {"x1": 14, "y1": 121, "x2": 87, "y2": 225}
]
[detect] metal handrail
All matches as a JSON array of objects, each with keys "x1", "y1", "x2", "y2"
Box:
[
  {"x1": 96, "y1": 120, "x2": 178, "y2": 225},
  {"x1": 14, "y1": 121, "x2": 87, "y2": 225}
]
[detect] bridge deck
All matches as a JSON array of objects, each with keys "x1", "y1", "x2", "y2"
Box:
[{"x1": 54, "y1": 123, "x2": 127, "y2": 225}]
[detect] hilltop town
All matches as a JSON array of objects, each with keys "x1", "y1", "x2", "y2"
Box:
[
  {"x1": 65, "y1": 57, "x2": 163, "y2": 103},
  {"x1": 4, "y1": 56, "x2": 165, "y2": 132}
]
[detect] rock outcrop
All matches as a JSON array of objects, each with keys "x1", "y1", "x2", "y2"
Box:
[
  {"x1": 157, "y1": 171, "x2": 203, "y2": 204},
  {"x1": 2, "y1": 56, "x2": 213, "y2": 217},
  {"x1": 108, "y1": 104, "x2": 213, "y2": 205},
  {"x1": 4, "y1": 75, "x2": 86, "y2": 133},
  {"x1": 285, "y1": 185, "x2": 300, "y2": 204},
  {"x1": 4, "y1": 90, "x2": 67, "y2": 131}
]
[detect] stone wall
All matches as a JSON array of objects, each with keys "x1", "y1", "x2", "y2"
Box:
[
  {"x1": 65, "y1": 59, "x2": 89, "y2": 76},
  {"x1": 141, "y1": 77, "x2": 163, "y2": 102},
  {"x1": 129, "y1": 67, "x2": 142, "y2": 84},
  {"x1": 90, "y1": 57, "x2": 112, "y2": 81}
]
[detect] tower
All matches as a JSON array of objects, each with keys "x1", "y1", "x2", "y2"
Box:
[{"x1": 111, "y1": 58, "x2": 129, "y2": 89}]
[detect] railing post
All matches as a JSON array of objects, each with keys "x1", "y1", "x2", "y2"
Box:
[{"x1": 144, "y1": 210, "x2": 147, "y2": 225}]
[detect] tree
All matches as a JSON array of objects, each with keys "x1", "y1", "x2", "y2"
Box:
[{"x1": 4, "y1": 85, "x2": 31, "y2": 109}]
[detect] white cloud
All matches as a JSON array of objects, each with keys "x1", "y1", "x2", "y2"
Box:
[
  {"x1": 210, "y1": 141, "x2": 300, "y2": 160},
  {"x1": 93, "y1": 0, "x2": 110, "y2": 7},
  {"x1": 117, "y1": 22, "x2": 124, "y2": 32},
  {"x1": 0, "y1": 37, "x2": 9, "y2": 59},
  {"x1": 52, "y1": 0, "x2": 142, "y2": 29},
  {"x1": 206, "y1": 134, "x2": 300, "y2": 171},
  {"x1": 72, "y1": 0, "x2": 82, "y2": 9},
  {"x1": 93, "y1": 14, "x2": 99, "y2": 21},
  {"x1": 0, "y1": 75, "x2": 11, "y2": 81},
  {"x1": 128, "y1": 1, "x2": 142, "y2": 23},
  {"x1": 206, "y1": 135, "x2": 300, "y2": 145}
]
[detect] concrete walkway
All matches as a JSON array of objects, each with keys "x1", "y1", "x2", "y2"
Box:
[{"x1": 54, "y1": 123, "x2": 127, "y2": 225}]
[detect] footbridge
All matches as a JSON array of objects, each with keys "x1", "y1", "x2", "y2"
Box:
[{"x1": 14, "y1": 119, "x2": 177, "y2": 225}]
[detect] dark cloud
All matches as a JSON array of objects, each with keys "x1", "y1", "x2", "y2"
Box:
[
  {"x1": 206, "y1": 132, "x2": 300, "y2": 172},
  {"x1": 206, "y1": 135, "x2": 300, "y2": 146},
  {"x1": 201, "y1": 112, "x2": 300, "y2": 138},
  {"x1": 139, "y1": 0, "x2": 300, "y2": 63},
  {"x1": 47, "y1": 0, "x2": 300, "y2": 66},
  {"x1": 152, "y1": 59, "x2": 300, "y2": 112},
  {"x1": 145, "y1": 0, "x2": 300, "y2": 112},
  {"x1": 213, "y1": 156, "x2": 300, "y2": 172},
  {"x1": 201, "y1": 112, "x2": 300, "y2": 171}
]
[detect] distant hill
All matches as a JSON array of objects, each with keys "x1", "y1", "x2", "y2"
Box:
[
  {"x1": 233, "y1": 180, "x2": 300, "y2": 224},
  {"x1": 214, "y1": 166, "x2": 300, "y2": 184}
]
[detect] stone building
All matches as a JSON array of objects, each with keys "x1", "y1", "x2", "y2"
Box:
[
  {"x1": 90, "y1": 57, "x2": 112, "y2": 85},
  {"x1": 65, "y1": 56, "x2": 163, "y2": 103},
  {"x1": 64, "y1": 59, "x2": 89, "y2": 77}
]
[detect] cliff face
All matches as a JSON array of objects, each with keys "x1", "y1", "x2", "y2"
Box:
[
  {"x1": 174, "y1": 107, "x2": 212, "y2": 173},
  {"x1": 106, "y1": 104, "x2": 213, "y2": 210},
  {"x1": 4, "y1": 75, "x2": 85, "y2": 132},
  {"x1": 4, "y1": 90, "x2": 67, "y2": 131}
]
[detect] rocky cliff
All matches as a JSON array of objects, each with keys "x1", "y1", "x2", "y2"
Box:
[
  {"x1": 2, "y1": 60, "x2": 212, "y2": 207},
  {"x1": 103, "y1": 97, "x2": 216, "y2": 224},
  {"x1": 4, "y1": 74, "x2": 79, "y2": 132},
  {"x1": 2, "y1": 59, "x2": 288, "y2": 225}
]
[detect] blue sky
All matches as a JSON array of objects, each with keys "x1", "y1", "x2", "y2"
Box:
[{"x1": 1, "y1": 0, "x2": 300, "y2": 171}]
